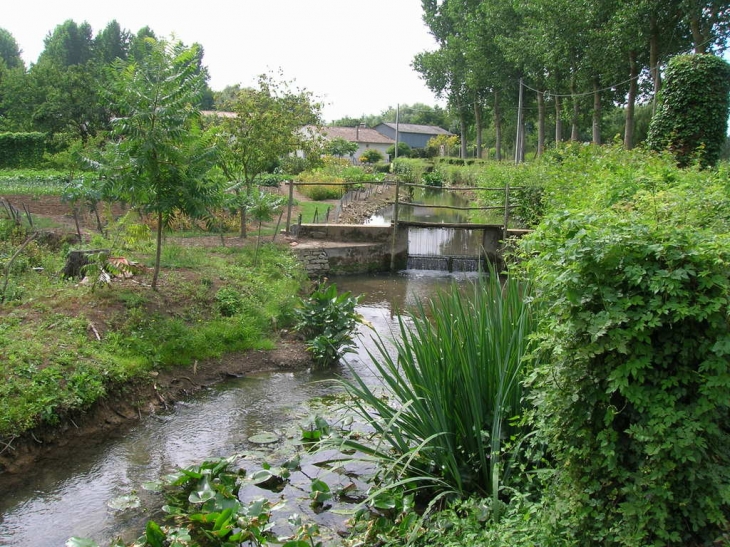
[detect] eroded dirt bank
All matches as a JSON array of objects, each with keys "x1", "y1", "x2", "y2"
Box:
[{"x1": 0, "y1": 339, "x2": 312, "y2": 476}]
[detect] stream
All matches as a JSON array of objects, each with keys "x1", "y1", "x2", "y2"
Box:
[
  {"x1": 0, "y1": 188, "x2": 482, "y2": 547},
  {"x1": 0, "y1": 270, "x2": 480, "y2": 547}
]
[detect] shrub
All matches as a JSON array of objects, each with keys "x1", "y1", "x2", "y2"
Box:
[
  {"x1": 298, "y1": 184, "x2": 344, "y2": 201},
  {"x1": 0, "y1": 132, "x2": 47, "y2": 168},
  {"x1": 647, "y1": 53, "x2": 730, "y2": 168},
  {"x1": 391, "y1": 158, "x2": 427, "y2": 183},
  {"x1": 522, "y1": 214, "x2": 730, "y2": 545},
  {"x1": 386, "y1": 142, "x2": 412, "y2": 159},
  {"x1": 293, "y1": 283, "x2": 362, "y2": 367},
  {"x1": 359, "y1": 149, "x2": 384, "y2": 164}
]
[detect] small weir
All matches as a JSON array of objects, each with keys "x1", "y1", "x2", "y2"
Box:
[{"x1": 368, "y1": 188, "x2": 489, "y2": 272}]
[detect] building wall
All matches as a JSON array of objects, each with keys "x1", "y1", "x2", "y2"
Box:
[{"x1": 374, "y1": 124, "x2": 435, "y2": 149}]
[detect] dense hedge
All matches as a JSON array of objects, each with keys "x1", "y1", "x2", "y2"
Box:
[
  {"x1": 516, "y1": 144, "x2": 730, "y2": 544},
  {"x1": 0, "y1": 132, "x2": 47, "y2": 168},
  {"x1": 647, "y1": 54, "x2": 730, "y2": 168}
]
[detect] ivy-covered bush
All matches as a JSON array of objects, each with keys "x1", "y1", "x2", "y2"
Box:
[
  {"x1": 522, "y1": 214, "x2": 730, "y2": 545},
  {"x1": 647, "y1": 54, "x2": 730, "y2": 168}
]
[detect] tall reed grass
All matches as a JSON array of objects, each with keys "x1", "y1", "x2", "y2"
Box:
[{"x1": 339, "y1": 266, "x2": 535, "y2": 509}]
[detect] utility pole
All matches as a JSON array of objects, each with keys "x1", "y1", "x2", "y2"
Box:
[{"x1": 394, "y1": 104, "x2": 400, "y2": 160}]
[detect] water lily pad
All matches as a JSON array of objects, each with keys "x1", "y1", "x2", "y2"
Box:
[
  {"x1": 65, "y1": 538, "x2": 99, "y2": 547},
  {"x1": 141, "y1": 480, "x2": 163, "y2": 492},
  {"x1": 108, "y1": 494, "x2": 141, "y2": 511},
  {"x1": 248, "y1": 432, "x2": 279, "y2": 444}
]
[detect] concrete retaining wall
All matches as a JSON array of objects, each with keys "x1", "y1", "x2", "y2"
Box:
[{"x1": 291, "y1": 223, "x2": 522, "y2": 277}]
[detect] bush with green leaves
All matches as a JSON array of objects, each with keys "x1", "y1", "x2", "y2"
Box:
[
  {"x1": 293, "y1": 283, "x2": 362, "y2": 367},
  {"x1": 647, "y1": 53, "x2": 730, "y2": 168},
  {"x1": 336, "y1": 268, "x2": 535, "y2": 506},
  {"x1": 325, "y1": 136, "x2": 359, "y2": 157},
  {"x1": 0, "y1": 132, "x2": 47, "y2": 168},
  {"x1": 359, "y1": 148, "x2": 384, "y2": 164},
  {"x1": 521, "y1": 213, "x2": 730, "y2": 546},
  {"x1": 390, "y1": 158, "x2": 427, "y2": 183},
  {"x1": 386, "y1": 142, "x2": 413, "y2": 159}
]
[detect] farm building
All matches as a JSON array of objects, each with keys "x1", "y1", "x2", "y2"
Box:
[{"x1": 374, "y1": 123, "x2": 453, "y2": 150}]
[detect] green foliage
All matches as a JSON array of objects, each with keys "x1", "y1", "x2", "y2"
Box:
[
  {"x1": 425, "y1": 134, "x2": 460, "y2": 158},
  {"x1": 0, "y1": 133, "x2": 48, "y2": 168},
  {"x1": 216, "y1": 72, "x2": 323, "y2": 237},
  {"x1": 421, "y1": 170, "x2": 443, "y2": 187},
  {"x1": 0, "y1": 169, "x2": 68, "y2": 195},
  {"x1": 70, "y1": 455, "x2": 327, "y2": 547},
  {"x1": 0, "y1": 240, "x2": 305, "y2": 439},
  {"x1": 359, "y1": 148, "x2": 384, "y2": 164},
  {"x1": 390, "y1": 158, "x2": 428, "y2": 183},
  {"x1": 293, "y1": 283, "x2": 362, "y2": 367},
  {"x1": 325, "y1": 136, "x2": 358, "y2": 157},
  {"x1": 647, "y1": 54, "x2": 730, "y2": 168},
  {"x1": 101, "y1": 37, "x2": 220, "y2": 288},
  {"x1": 337, "y1": 269, "x2": 535, "y2": 502},
  {"x1": 521, "y1": 213, "x2": 730, "y2": 545},
  {"x1": 297, "y1": 183, "x2": 344, "y2": 201},
  {"x1": 386, "y1": 141, "x2": 413, "y2": 159},
  {"x1": 490, "y1": 143, "x2": 730, "y2": 232}
]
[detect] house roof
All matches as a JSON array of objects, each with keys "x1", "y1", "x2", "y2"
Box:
[
  {"x1": 322, "y1": 126, "x2": 395, "y2": 144},
  {"x1": 377, "y1": 123, "x2": 453, "y2": 136}
]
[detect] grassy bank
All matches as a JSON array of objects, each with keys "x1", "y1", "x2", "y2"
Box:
[{"x1": 0, "y1": 219, "x2": 308, "y2": 442}]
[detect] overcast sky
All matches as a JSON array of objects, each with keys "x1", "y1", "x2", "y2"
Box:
[{"x1": 5, "y1": 0, "x2": 443, "y2": 122}]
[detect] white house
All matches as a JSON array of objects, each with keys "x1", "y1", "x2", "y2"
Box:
[{"x1": 302, "y1": 125, "x2": 395, "y2": 161}]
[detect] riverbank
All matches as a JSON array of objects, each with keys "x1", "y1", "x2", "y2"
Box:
[
  {"x1": 0, "y1": 210, "x2": 315, "y2": 476},
  {"x1": 0, "y1": 336, "x2": 312, "y2": 476}
]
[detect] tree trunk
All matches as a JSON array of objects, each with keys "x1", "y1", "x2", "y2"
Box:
[
  {"x1": 592, "y1": 79, "x2": 601, "y2": 145},
  {"x1": 689, "y1": 12, "x2": 706, "y2": 53},
  {"x1": 239, "y1": 206, "x2": 247, "y2": 238},
  {"x1": 494, "y1": 90, "x2": 502, "y2": 161},
  {"x1": 456, "y1": 99, "x2": 466, "y2": 159},
  {"x1": 537, "y1": 89, "x2": 545, "y2": 156},
  {"x1": 474, "y1": 101, "x2": 483, "y2": 159},
  {"x1": 624, "y1": 50, "x2": 638, "y2": 150},
  {"x1": 152, "y1": 210, "x2": 163, "y2": 290},
  {"x1": 459, "y1": 111, "x2": 467, "y2": 159},
  {"x1": 555, "y1": 95, "x2": 563, "y2": 145},
  {"x1": 570, "y1": 77, "x2": 580, "y2": 141},
  {"x1": 650, "y1": 16, "x2": 661, "y2": 114}
]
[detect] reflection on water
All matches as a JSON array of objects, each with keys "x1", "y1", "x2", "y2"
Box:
[{"x1": 0, "y1": 271, "x2": 478, "y2": 547}]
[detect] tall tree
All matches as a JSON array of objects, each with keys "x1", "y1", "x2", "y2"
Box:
[
  {"x1": 101, "y1": 38, "x2": 220, "y2": 289},
  {"x1": 93, "y1": 20, "x2": 130, "y2": 64},
  {"x1": 0, "y1": 28, "x2": 24, "y2": 70},
  {"x1": 37, "y1": 20, "x2": 94, "y2": 67},
  {"x1": 216, "y1": 73, "x2": 323, "y2": 237}
]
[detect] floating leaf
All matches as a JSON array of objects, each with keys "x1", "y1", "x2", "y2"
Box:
[
  {"x1": 142, "y1": 480, "x2": 163, "y2": 492},
  {"x1": 248, "y1": 432, "x2": 280, "y2": 444},
  {"x1": 65, "y1": 539, "x2": 100, "y2": 547},
  {"x1": 107, "y1": 494, "x2": 141, "y2": 511}
]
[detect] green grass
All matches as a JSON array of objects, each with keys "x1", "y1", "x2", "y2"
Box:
[{"x1": 0, "y1": 229, "x2": 308, "y2": 439}]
